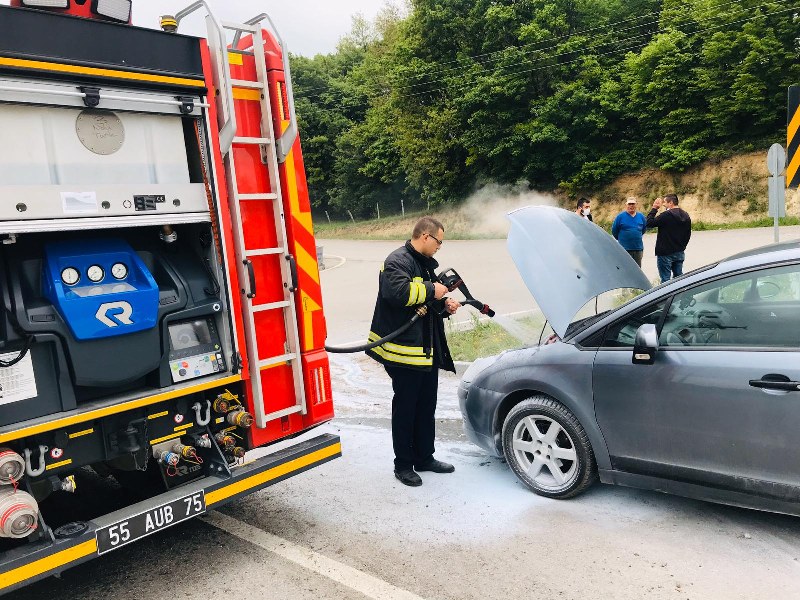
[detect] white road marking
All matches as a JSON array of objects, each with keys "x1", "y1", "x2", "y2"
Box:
[
  {"x1": 202, "y1": 511, "x2": 427, "y2": 600},
  {"x1": 321, "y1": 254, "x2": 347, "y2": 271}
]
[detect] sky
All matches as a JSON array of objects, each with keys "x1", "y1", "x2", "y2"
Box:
[{"x1": 1, "y1": 1, "x2": 388, "y2": 56}]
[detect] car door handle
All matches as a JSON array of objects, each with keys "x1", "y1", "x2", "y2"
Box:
[{"x1": 749, "y1": 376, "x2": 800, "y2": 392}]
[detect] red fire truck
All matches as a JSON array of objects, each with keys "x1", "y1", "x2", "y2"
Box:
[{"x1": 0, "y1": 1, "x2": 338, "y2": 593}]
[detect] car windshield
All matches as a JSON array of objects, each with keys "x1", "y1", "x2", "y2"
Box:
[{"x1": 562, "y1": 263, "x2": 719, "y2": 339}]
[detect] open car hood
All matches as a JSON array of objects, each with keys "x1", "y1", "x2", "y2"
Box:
[{"x1": 507, "y1": 206, "x2": 652, "y2": 338}]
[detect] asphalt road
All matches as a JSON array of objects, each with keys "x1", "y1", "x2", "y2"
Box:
[
  {"x1": 318, "y1": 225, "x2": 800, "y2": 343},
  {"x1": 12, "y1": 225, "x2": 800, "y2": 600}
]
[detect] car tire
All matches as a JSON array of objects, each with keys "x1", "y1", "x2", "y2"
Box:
[{"x1": 502, "y1": 395, "x2": 596, "y2": 499}]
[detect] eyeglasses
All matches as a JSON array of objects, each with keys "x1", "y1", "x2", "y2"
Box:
[{"x1": 428, "y1": 233, "x2": 443, "y2": 246}]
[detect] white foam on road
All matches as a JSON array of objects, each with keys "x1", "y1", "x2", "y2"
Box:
[{"x1": 202, "y1": 511, "x2": 426, "y2": 600}]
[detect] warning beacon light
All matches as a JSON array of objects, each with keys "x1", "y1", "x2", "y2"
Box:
[{"x1": 10, "y1": 0, "x2": 133, "y2": 23}]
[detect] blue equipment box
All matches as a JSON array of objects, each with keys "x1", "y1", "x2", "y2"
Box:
[{"x1": 43, "y1": 240, "x2": 159, "y2": 340}]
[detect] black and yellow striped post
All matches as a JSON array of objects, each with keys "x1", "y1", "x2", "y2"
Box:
[{"x1": 787, "y1": 86, "x2": 800, "y2": 188}]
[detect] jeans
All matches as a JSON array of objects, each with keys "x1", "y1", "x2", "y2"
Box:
[{"x1": 657, "y1": 251, "x2": 685, "y2": 283}]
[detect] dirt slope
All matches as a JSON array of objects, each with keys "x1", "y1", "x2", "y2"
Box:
[{"x1": 315, "y1": 151, "x2": 798, "y2": 239}]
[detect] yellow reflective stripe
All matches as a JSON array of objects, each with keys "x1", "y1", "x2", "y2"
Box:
[
  {"x1": 368, "y1": 332, "x2": 425, "y2": 355},
  {"x1": 370, "y1": 345, "x2": 433, "y2": 366},
  {"x1": 0, "y1": 56, "x2": 204, "y2": 88},
  {"x1": 0, "y1": 539, "x2": 97, "y2": 590},
  {"x1": 232, "y1": 88, "x2": 261, "y2": 101},
  {"x1": 406, "y1": 281, "x2": 418, "y2": 307},
  {"x1": 0, "y1": 374, "x2": 242, "y2": 445},
  {"x1": 417, "y1": 282, "x2": 427, "y2": 304}
]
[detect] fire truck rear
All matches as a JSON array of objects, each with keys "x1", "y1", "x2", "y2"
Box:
[{"x1": 0, "y1": 1, "x2": 338, "y2": 593}]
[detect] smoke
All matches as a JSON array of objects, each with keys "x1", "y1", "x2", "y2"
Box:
[{"x1": 456, "y1": 182, "x2": 558, "y2": 237}]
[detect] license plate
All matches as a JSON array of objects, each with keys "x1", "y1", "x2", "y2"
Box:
[{"x1": 96, "y1": 490, "x2": 205, "y2": 555}]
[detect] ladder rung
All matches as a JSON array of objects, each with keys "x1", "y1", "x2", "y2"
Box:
[
  {"x1": 264, "y1": 406, "x2": 303, "y2": 421},
  {"x1": 233, "y1": 136, "x2": 272, "y2": 145},
  {"x1": 231, "y1": 79, "x2": 264, "y2": 90},
  {"x1": 246, "y1": 247, "x2": 285, "y2": 257},
  {"x1": 239, "y1": 193, "x2": 278, "y2": 201},
  {"x1": 259, "y1": 354, "x2": 297, "y2": 369},
  {"x1": 222, "y1": 21, "x2": 259, "y2": 33},
  {"x1": 252, "y1": 300, "x2": 291, "y2": 313}
]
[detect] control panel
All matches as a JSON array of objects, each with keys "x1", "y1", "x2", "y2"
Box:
[{"x1": 167, "y1": 318, "x2": 226, "y2": 383}]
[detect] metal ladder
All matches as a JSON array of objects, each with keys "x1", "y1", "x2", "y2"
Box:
[{"x1": 175, "y1": 3, "x2": 306, "y2": 428}]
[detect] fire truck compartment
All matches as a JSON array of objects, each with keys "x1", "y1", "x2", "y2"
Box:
[
  {"x1": 0, "y1": 104, "x2": 210, "y2": 223},
  {"x1": 0, "y1": 224, "x2": 234, "y2": 428}
]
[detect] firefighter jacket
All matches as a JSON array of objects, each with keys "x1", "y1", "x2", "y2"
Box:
[{"x1": 366, "y1": 241, "x2": 455, "y2": 373}]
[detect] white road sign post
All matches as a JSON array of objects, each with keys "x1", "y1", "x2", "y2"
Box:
[{"x1": 767, "y1": 143, "x2": 786, "y2": 243}]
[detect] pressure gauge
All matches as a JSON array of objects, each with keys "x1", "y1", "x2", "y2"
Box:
[
  {"x1": 87, "y1": 265, "x2": 105, "y2": 283},
  {"x1": 61, "y1": 267, "x2": 80, "y2": 286},
  {"x1": 111, "y1": 262, "x2": 128, "y2": 280}
]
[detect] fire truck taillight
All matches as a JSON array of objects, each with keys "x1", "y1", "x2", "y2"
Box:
[
  {"x1": 313, "y1": 367, "x2": 329, "y2": 405},
  {"x1": 92, "y1": 0, "x2": 130, "y2": 22},
  {"x1": 20, "y1": 0, "x2": 69, "y2": 7}
]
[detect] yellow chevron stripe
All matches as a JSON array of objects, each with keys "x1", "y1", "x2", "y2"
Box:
[
  {"x1": 788, "y1": 106, "x2": 800, "y2": 148},
  {"x1": 0, "y1": 56, "x2": 204, "y2": 88},
  {"x1": 0, "y1": 539, "x2": 97, "y2": 590},
  {"x1": 301, "y1": 291, "x2": 323, "y2": 351},
  {"x1": 787, "y1": 151, "x2": 800, "y2": 187},
  {"x1": 295, "y1": 242, "x2": 320, "y2": 285},
  {"x1": 283, "y1": 144, "x2": 314, "y2": 235}
]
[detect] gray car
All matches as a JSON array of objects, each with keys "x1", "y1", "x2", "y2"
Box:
[{"x1": 459, "y1": 205, "x2": 800, "y2": 515}]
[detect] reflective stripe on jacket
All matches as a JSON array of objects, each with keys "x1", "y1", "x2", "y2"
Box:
[{"x1": 366, "y1": 241, "x2": 455, "y2": 373}]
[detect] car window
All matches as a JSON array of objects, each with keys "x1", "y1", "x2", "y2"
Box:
[
  {"x1": 601, "y1": 301, "x2": 667, "y2": 348},
  {"x1": 660, "y1": 263, "x2": 800, "y2": 348}
]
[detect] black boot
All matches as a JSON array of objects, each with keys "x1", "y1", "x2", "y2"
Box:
[
  {"x1": 414, "y1": 459, "x2": 455, "y2": 473},
  {"x1": 394, "y1": 468, "x2": 422, "y2": 486}
]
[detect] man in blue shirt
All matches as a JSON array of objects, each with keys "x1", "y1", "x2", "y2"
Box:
[{"x1": 611, "y1": 197, "x2": 647, "y2": 267}]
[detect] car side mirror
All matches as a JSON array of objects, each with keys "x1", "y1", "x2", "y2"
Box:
[{"x1": 632, "y1": 323, "x2": 658, "y2": 365}]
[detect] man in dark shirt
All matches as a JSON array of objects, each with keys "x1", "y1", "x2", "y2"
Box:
[{"x1": 646, "y1": 193, "x2": 692, "y2": 283}]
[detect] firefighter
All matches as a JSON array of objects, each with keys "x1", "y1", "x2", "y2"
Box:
[{"x1": 367, "y1": 217, "x2": 460, "y2": 487}]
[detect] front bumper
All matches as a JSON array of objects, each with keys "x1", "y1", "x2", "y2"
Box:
[
  {"x1": 0, "y1": 433, "x2": 341, "y2": 595},
  {"x1": 458, "y1": 381, "x2": 501, "y2": 457}
]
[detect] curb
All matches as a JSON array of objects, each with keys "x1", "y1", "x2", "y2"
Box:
[{"x1": 453, "y1": 360, "x2": 472, "y2": 377}]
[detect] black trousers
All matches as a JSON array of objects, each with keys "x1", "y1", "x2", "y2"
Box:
[{"x1": 385, "y1": 365, "x2": 439, "y2": 470}]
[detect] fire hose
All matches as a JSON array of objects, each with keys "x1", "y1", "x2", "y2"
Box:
[{"x1": 324, "y1": 268, "x2": 495, "y2": 354}]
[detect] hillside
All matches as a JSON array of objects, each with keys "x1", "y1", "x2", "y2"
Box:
[{"x1": 314, "y1": 151, "x2": 799, "y2": 240}]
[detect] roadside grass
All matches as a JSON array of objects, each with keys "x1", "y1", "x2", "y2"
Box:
[
  {"x1": 445, "y1": 314, "x2": 545, "y2": 362},
  {"x1": 446, "y1": 289, "x2": 641, "y2": 362},
  {"x1": 316, "y1": 213, "x2": 800, "y2": 240},
  {"x1": 593, "y1": 216, "x2": 800, "y2": 235},
  {"x1": 692, "y1": 216, "x2": 800, "y2": 230}
]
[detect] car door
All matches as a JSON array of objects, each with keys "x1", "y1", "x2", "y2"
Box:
[{"x1": 592, "y1": 262, "x2": 800, "y2": 497}]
